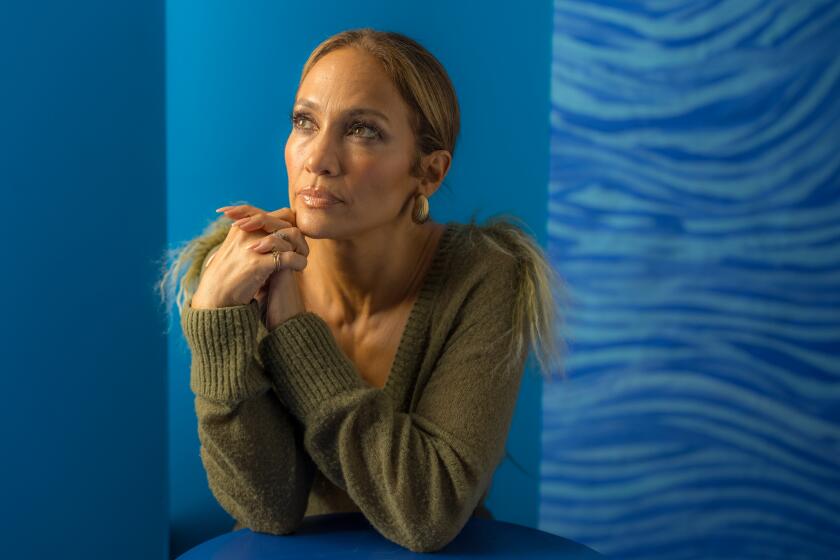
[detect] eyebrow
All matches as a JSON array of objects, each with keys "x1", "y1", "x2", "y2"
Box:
[{"x1": 294, "y1": 99, "x2": 391, "y2": 124}]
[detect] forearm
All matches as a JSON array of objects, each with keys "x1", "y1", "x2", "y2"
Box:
[
  {"x1": 182, "y1": 298, "x2": 315, "y2": 533},
  {"x1": 196, "y1": 390, "x2": 315, "y2": 534}
]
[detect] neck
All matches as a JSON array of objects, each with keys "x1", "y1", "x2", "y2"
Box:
[{"x1": 297, "y1": 220, "x2": 445, "y2": 325}]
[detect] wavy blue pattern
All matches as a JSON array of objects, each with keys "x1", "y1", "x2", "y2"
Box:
[{"x1": 543, "y1": 1, "x2": 840, "y2": 558}]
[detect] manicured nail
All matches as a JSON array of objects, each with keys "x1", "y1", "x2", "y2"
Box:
[{"x1": 215, "y1": 207, "x2": 230, "y2": 212}]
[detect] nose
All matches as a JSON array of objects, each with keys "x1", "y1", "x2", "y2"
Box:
[{"x1": 303, "y1": 126, "x2": 340, "y2": 177}]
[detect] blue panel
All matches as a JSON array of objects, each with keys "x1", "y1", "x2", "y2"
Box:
[
  {"x1": 545, "y1": 1, "x2": 840, "y2": 558},
  {"x1": 0, "y1": 2, "x2": 168, "y2": 559}
]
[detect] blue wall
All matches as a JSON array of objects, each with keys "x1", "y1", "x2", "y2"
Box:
[
  {"x1": 543, "y1": 1, "x2": 840, "y2": 558},
  {"x1": 0, "y1": 2, "x2": 168, "y2": 559},
  {"x1": 166, "y1": 1, "x2": 550, "y2": 556}
]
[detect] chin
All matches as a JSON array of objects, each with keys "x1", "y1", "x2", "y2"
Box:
[{"x1": 294, "y1": 213, "x2": 336, "y2": 239}]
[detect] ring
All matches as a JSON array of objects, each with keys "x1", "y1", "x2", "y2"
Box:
[
  {"x1": 271, "y1": 248, "x2": 282, "y2": 273},
  {"x1": 271, "y1": 230, "x2": 289, "y2": 273}
]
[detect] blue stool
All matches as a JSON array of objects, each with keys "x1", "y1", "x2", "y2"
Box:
[{"x1": 178, "y1": 511, "x2": 602, "y2": 558}]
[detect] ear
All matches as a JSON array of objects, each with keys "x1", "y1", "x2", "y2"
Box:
[{"x1": 418, "y1": 149, "x2": 452, "y2": 198}]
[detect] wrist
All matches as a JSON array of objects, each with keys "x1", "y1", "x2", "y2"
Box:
[
  {"x1": 189, "y1": 292, "x2": 219, "y2": 310},
  {"x1": 190, "y1": 289, "x2": 238, "y2": 310},
  {"x1": 264, "y1": 271, "x2": 307, "y2": 329}
]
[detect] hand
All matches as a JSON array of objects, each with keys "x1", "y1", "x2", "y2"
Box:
[
  {"x1": 218, "y1": 205, "x2": 310, "y2": 327},
  {"x1": 190, "y1": 205, "x2": 309, "y2": 310}
]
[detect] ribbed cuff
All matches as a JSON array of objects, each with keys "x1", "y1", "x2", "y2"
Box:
[
  {"x1": 258, "y1": 312, "x2": 367, "y2": 421},
  {"x1": 180, "y1": 298, "x2": 270, "y2": 403}
]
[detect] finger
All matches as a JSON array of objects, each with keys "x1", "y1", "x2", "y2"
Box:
[
  {"x1": 248, "y1": 207, "x2": 296, "y2": 229},
  {"x1": 215, "y1": 202, "x2": 249, "y2": 213},
  {"x1": 221, "y1": 205, "x2": 295, "y2": 224},
  {"x1": 267, "y1": 207, "x2": 297, "y2": 226},
  {"x1": 248, "y1": 235, "x2": 308, "y2": 271},
  {"x1": 266, "y1": 227, "x2": 309, "y2": 257},
  {"x1": 234, "y1": 211, "x2": 293, "y2": 233},
  {"x1": 260, "y1": 249, "x2": 308, "y2": 272},
  {"x1": 248, "y1": 234, "x2": 294, "y2": 254},
  {"x1": 219, "y1": 204, "x2": 264, "y2": 219},
  {"x1": 247, "y1": 229, "x2": 308, "y2": 258}
]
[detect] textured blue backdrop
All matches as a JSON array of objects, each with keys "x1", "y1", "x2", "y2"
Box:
[{"x1": 543, "y1": 1, "x2": 840, "y2": 558}]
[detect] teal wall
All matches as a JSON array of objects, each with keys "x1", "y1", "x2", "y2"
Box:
[{"x1": 166, "y1": 1, "x2": 550, "y2": 556}]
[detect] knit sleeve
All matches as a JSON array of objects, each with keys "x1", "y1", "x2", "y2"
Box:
[
  {"x1": 180, "y1": 297, "x2": 316, "y2": 535},
  {"x1": 257, "y1": 253, "x2": 527, "y2": 552}
]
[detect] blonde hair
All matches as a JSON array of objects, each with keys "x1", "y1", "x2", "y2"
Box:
[
  {"x1": 156, "y1": 28, "x2": 567, "y2": 382},
  {"x1": 155, "y1": 208, "x2": 238, "y2": 319},
  {"x1": 298, "y1": 28, "x2": 460, "y2": 182},
  {"x1": 461, "y1": 213, "x2": 569, "y2": 383}
]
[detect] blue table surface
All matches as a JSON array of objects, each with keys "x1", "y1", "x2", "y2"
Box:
[{"x1": 178, "y1": 512, "x2": 602, "y2": 559}]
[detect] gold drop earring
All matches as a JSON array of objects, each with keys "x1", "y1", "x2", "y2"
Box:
[{"x1": 412, "y1": 193, "x2": 429, "y2": 224}]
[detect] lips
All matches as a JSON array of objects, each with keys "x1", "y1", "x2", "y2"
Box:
[{"x1": 298, "y1": 186, "x2": 342, "y2": 202}]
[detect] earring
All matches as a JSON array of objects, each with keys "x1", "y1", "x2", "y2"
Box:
[{"x1": 412, "y1": 193, "x2": 429, "y2": 224}]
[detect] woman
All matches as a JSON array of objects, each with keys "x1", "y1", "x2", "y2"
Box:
[{"x1": 159, "y1": 28, "x2": 565, "y2": 553}]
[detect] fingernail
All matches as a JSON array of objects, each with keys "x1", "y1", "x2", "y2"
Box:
[{"x1": 215, "y1": 207, "x2": 229, "y2": 212}]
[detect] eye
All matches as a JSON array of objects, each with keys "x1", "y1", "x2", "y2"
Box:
[
  {"x1": 348, "y1": 120, "x2": 382, "y2": 140},
  {"x1": 290, "y1": 111, "x2": 315, "y2": 131},
  {"x1": 289, "y1": 110, "x2": 382, "y2": 141}
]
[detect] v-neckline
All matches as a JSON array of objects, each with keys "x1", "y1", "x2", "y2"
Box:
[{"x1": 378, "y1": 221, "x2": 458, "y2": 396}]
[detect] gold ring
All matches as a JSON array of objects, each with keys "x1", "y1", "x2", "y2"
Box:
[{"x1": 271, "y1": 248, "x2": 281, "y2": 273}]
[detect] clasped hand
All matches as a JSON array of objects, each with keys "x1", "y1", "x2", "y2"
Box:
[{"x1": 191, "y1": 204, "x2": 310, "y2": 329}]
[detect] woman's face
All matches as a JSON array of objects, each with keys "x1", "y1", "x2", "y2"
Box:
[{"x1": 285, "y1": 47, "x2": 425, "y2": 239}]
